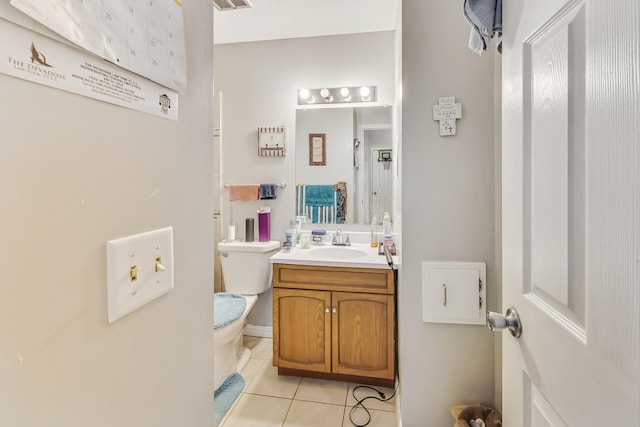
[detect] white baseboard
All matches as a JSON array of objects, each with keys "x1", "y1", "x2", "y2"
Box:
[{"x1": 244, "y1": 324, "x2": 272, "y2": 338}]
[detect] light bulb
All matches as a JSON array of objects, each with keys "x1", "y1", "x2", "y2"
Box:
[
  {"x1": 320, "y1": 88, "x2": 330, "y2": 98},
  {"x1": 299, "y1": 89, "x2": 310, "y2": 100},
  {"x1": 340, "y1": 87, "x2": 350, "y2": 98},
  {"x1": 359, "y1": 86, "x2": 371, "y2": 99}
]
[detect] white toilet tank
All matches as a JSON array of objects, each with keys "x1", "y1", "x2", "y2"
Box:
[{"x1": 218, "y1": 240, "x2": 280, "y2": 295}]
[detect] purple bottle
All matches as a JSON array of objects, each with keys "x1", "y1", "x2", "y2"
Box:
[{"x1": 258, "y1": 208, "x2": 270, "y2": 242}]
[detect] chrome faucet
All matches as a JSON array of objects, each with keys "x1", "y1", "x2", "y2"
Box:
[
  {"x1": 332, "y1": 229, "x2": 342, "y2": 245},
  {"x1": 331, "y1": 229, "x2": 350, "y2": 246}
]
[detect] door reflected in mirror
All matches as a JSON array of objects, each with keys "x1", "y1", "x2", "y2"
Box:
[{"x1": 295, "y1": 106, "x2": 392, "y2": 225}]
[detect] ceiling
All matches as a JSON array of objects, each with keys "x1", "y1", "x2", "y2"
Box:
[{"x1": 213, "y1": 0, "x2": 399, "y2": 44}]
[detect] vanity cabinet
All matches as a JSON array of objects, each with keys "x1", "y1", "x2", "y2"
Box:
[{"x1": 272, "y1": 263, "x2": 395, "y2": 386}]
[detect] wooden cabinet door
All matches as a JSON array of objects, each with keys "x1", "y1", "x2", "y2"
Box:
[
  {"x1": 331, "y1": 292, "x2": 394, "y2": 380},
  {"x1": 273, "y1": 288, "x2": 331, "y2": 373}
]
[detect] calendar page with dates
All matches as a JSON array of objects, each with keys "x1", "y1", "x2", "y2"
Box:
[{"x1": 9, "y1": 0, "x2": 187, "y2": 93}]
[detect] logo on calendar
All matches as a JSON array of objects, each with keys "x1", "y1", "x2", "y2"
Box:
[
  {"x1": 159, "y1": 94, "x2": 171, "y2": 114},
  {"x1": 6, "y1": 41, "x2": 66, "y2": 81},
  {"x1": 30, "y1": 43, "x2": 52, "y2": 67}
]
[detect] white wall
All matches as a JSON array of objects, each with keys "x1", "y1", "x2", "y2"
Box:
[
  {"x1": 0, "y1": 3, "x2": 215, "y2": 426},
  {"x1": 214, "y1": 31, "x2": 395, "y2": 327},
  {"x1": 400, "y1": 1, "x2": 498, "y2": 426},
  {"x1": 356, "y1": 106, "x2": 393, "y2": 127}
]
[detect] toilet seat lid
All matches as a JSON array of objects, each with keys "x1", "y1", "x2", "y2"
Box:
[{"x1": 214, "y1": 293, "x2": 247, "y2": 329}]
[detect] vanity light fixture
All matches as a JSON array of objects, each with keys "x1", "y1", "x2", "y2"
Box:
[
  {"x1": 340, "y1": 87, "x2": 351, "y2": 101},
  {"x1": 298, "y1": 89, "x2": 316, "y2": 104},
  {"x1": 319, "y1": 88, "x2": 334, "y2": 103},
  {"x1": 359, "y1": 86, "x2": 371, "y2": 101},
  {"x1": 297, "y1": 86, "x2": 377, "y2": 106}
]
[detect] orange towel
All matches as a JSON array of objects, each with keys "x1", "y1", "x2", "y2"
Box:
[{"x1": 228, "y1": 185, "x2": 259, "y2": 201}]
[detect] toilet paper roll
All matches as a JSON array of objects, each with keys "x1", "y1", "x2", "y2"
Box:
[{"x1": 227, "y1": 225, "x2": 236, "y2": 241}]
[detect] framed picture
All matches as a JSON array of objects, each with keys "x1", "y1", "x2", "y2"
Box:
[{"x1": 309, "y1": 133, "x2": 326, "y2": 165}]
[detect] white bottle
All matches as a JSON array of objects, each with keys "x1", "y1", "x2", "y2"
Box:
[
  {"x1": 382, "y1": 212, "x2": 392, "y2": 239},
  {"x1": 295, "y1": 215, "x2": 306, "y2": 246},
  {"x1": 382, "y1": 211, "x2": 395, "y2": 254}
]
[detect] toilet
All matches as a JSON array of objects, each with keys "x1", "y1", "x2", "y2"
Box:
[{"x1": 213, "y1": 240, "x2": 280, "y2": 391}]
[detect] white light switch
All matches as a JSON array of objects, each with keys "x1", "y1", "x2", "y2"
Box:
[
  {"x1": 106, "y1": 227, "x2": 174, "y2": 323},
  {"x1": 422, "y1": 261, "x2": 486, "y2": 325}
]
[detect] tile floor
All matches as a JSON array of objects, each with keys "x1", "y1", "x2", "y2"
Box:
[{"x1": 220, "y1": 336, "x2": 399, "y2": 427}]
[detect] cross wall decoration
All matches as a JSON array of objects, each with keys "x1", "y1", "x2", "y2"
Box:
[{"x1": 432, "y1": 96, "x2": 462, "y2": 136}]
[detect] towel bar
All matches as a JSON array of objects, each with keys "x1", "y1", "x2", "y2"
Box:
[{"x1": 223, "y1": 182, "x2": 286, "y2": 189}]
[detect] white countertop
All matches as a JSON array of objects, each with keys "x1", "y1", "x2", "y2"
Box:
[{"x1": 269, "y1": 242, "x2": 397, "y2": 270}]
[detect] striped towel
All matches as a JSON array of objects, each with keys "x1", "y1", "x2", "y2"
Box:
[{"x1": 296, "y1": 184, "x2": 337, "y2": 224}]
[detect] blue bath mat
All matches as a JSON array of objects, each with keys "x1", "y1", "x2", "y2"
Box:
[
  {"x1": 214, "y1": 373, "x2": 245, "y2": 426},
  {"x1": 214, "y1": 293, "x2": 246, "y2": 329}
]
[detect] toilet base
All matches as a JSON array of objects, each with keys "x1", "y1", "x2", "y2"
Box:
[{"x1": 213, "y1": 294, "x2": 258, "y2": 390}]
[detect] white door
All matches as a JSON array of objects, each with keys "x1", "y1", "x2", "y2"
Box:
[
  {"x1": 499, "y1": 0, "x2": 639, "y2": 425},
  {"x1": 358, "y1": 126, "x2": 393, "y2": 223},
  {"x1": 370, "y1": 147, "x2": 393, "y2": 221}
]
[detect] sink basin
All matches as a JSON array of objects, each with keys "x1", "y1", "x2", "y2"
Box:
[
  {"x1": 270, "y1": 241, "x2": 389, "y2": 268},
  {"x1": 308, "y1": 246, "x2": 369, "y2": 259}
]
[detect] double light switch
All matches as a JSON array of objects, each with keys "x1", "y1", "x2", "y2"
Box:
[{"x1": 106, "y1": 227, "x2": 174, "y2": 323}]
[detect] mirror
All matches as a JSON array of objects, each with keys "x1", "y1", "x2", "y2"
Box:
[{"x1": 295, "y1": 106, "x2": 393, "y2": 225}]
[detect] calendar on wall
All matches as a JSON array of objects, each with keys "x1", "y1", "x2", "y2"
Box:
[
  {"x1": 9, "y1": 0, "x2": 187, "y2": 93},
  {"x1": 0, "y1": 17, "x2": 179, "y2": 120}
]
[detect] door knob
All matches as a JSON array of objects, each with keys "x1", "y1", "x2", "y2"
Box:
[{"x1": 487, "y1": 307, "x2": 522, "y2": 338}]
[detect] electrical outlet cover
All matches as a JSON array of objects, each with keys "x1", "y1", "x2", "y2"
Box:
[{"x1": 106, "y1": 227, "x2": 174, "y2": 323}]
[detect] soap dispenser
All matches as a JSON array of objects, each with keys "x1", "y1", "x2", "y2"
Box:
[{"x1": 285, "y1": 219, "x2": 296, "y2": 247}]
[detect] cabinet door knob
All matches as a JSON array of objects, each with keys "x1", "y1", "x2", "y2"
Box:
[
  {"x1": 332, "y1": 307, "x2": 337, "y2": 313},
  {"x1": 325, "y1": 307, "x2": 329, "y2": 313}
]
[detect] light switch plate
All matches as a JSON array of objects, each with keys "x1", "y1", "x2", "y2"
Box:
[
  {"x1": 106, "y1": 227, "x2": 174, "y2": 323},
  {"x1": 422, "y1": 261, "x2": 486, "y2": 325}
]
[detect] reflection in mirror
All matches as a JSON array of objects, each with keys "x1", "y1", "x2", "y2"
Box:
[{"x1": 295, "y1": 106, "x2": 392, "y2": 225}]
